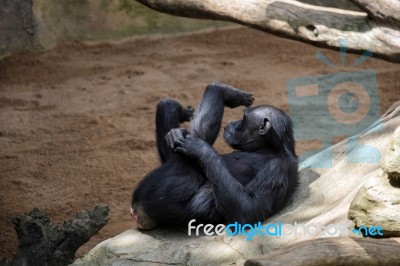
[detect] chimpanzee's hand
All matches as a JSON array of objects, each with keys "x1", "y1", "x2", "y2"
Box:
[
  {"x1": 179, "y1": 105, "x2": 195, "y2": 123},
  {"x1": 173, "y1": 137, "x2": 211, "y2": 158},
  {"x1": 165, "y1": 128, "x2": 190, "y2": 150}
]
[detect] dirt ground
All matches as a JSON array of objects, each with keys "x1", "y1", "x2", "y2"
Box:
[{"x1": 0, "y1": 27, "x2": 399, "y2": 260}]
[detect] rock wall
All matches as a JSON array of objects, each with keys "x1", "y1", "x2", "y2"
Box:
[
  {"x1": 0, "y1": 0, "x2": 228, "y2": 58},
  {"x1": 0, "y1": 0, "x2": 40, "y2": 57}
]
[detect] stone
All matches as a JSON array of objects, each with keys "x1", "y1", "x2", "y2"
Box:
[
  {"x1": 382, "y1": 126, "x2": 400, "y2": 182},
  {"x1": 348, "y1": 126, "x2": 400, "y2": 237}
]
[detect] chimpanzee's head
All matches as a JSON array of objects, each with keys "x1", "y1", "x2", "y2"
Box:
[{"x1": 223, "y1": 105, "x2": 295, "y2": 154}]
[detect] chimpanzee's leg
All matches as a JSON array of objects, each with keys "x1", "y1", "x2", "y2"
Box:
[
  {"x1": 155, "y1": 99, "x2": 194, "y2": 164},
  {"x1": 190, "y1": 82, "x2": 254, "y2": 145}
]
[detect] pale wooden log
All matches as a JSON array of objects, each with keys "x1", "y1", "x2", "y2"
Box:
[
  {"x1": 351, "y1": 0, "x2": 400, "y2": 29},
  {"x1": 136, "y1": 0, "x2": 400, "y2": 62}
]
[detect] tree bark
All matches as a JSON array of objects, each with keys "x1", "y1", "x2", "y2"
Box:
[
  {"x1": 136, "y1": 0, "x2": 400, "y2": 62},
  {"x1": 11, "y1": 205, "x2": 110, "y2": 266},
  {"x1": 245, "y1": 237, "x2": 400, "y2": 266},
  {"x1": 351, "y1": 0, "x2": 400, "y2": 29}
]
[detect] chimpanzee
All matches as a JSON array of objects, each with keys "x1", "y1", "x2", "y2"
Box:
[{"x1": 131, "y1": 82, "x2": 298, "y2": 229}]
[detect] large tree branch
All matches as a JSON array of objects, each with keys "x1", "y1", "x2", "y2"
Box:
[
  {"x1": 136, "y1": 0, "x2": 400, "y2": 62},
  {"x1": 351, "y1": 0, "x2": 400, "y2": 29}
]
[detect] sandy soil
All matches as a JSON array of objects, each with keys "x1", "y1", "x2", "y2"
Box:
[{"x1": 0, "y1": 27, "x2": 399, "y2": 260}]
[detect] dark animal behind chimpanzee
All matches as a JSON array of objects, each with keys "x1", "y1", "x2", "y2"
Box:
[{"x1": 131, "y1": 83, "x2": 298, "y2": 229}]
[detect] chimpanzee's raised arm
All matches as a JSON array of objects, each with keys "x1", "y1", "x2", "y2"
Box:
[{"x1": 189, "y1": 82, "x2": 254, "y2": 145}]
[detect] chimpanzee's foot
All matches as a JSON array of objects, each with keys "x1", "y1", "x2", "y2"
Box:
[
  {"x1": 179, "y1": 105, "x2": 195, "y2": 123},
  {"x1": 207, "y1": 82, "x2": 254, "y2": 108}
]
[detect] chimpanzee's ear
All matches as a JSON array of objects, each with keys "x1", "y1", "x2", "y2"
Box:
[{"x1": 259, "y1": 118, "x2": 271, "y2": 135}]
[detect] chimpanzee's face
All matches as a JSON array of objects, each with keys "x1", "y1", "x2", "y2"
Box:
[{"x1": 223, "y1": 106, "x2": 271, "y2": 151}]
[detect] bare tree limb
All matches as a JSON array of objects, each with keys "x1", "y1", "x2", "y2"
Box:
[
  {"x1": 350, "y1": 0, "x2": 400, "y2": 29},
  {"x1": 245, "y1": 237, "x2": 400, "y2": 266},
  {"x1": 136, "y1": 0, "x2": 400, "y2": 62}
]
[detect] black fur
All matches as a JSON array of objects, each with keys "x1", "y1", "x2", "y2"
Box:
[{"x1": 131, "y1": 83, "x2": 298, "y2": 228}]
